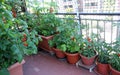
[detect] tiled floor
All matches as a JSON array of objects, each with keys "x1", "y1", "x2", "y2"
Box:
[{"x1": 23, "y1": 50, "x2": 97, "y2": 75}]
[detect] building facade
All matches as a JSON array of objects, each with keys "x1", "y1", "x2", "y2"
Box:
[
  {"x1": 56, "y1": 0, "x2": 83, "y2": 13},
  {"x1": 56, "y1": 0, "x2": 120, "y2": 13},
  {"x1": 83, "y1": 0, "x2": 101, "y2": 13}
]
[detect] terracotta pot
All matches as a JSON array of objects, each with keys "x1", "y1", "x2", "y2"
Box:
[
  {"x1": 96, "y1": 61, "x2": 110, "y2": 75},
  {"x1": 109, "y1": 65, "x2": 120, "y2": 75},
  {"x1": 65, "y1": 52, "x2": 80, "y2": 64},
  {"x1": 8, "y1": 60, "x2": 25, "y2": 75},
  {"x1": 52, "y1": 48, "x2": 65, "y2": 58},
  {"x1": 38, "y1": 35, "x2": 54, "y2": 52},
  {"x1": 80, "y1": 54, "x2": 97, "y2": 66}
]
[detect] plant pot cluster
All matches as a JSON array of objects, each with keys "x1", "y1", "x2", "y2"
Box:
[
  {"x1": 47, "y1": 18, "x2": 82, "y2": 64},
  {"x1": 1, "y1": 1, "x2": 120, "y2": 75},
  {"x1": 79, "y1": 37, "x2": 120, "y2": 75},
  {"x1": 49, "y1": 35, "x2": 98, "y2": 65},
  {"x1": 52, "y1": 47, "x2": 80, "y2": 64},
  {"x1": 94, "y1": 40, "x2": 120, "y2": 75},
  {"x1": 50, "y1": 47, "x2": 80, "y2": 64},
  {"x1": 49, "y1": 30, "x2": 120, "y2": 75},
  {"x1": 47, "y1": 19, "x2": 98, "y2": 65},
  {"x1": 0, "y1": 1, "x2": 41, "y2": 75},
  {"x1": 36, "y1": 13, "x2": 63, "y2": 53}
]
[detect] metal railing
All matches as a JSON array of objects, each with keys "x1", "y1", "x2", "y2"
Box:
[{"x1": 55, "y1": 13, "x2": 120, "y2": 43}]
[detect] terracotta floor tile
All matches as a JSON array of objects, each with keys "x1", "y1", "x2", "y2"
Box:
[{"x1": 23, "y1": 50, "x2": 97, "y2": 75}]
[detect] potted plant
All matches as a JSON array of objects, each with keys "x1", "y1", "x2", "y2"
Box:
[
  {"x1": 0, "y1": 2, "x2": 25, "y2": 75},
  {"x1": 64, "y1": 36, "x2": 83, "y2": 64},
  {"x1": 0, "y1": 1, "x2": 40, "y2": 75},
  {"x1": 17, "y1": 12, "x2": 42, "y2": 55},
  {"x1": 109, "y1": 39, "x2": 120, "y2": 75},
  {"x1": 80, "y1": 36, "x2": 97, "y2": 66},
  {"x1": 36, "y1": 11, "x2": 62, "y2": 53},
  {"x1": 48, "y1": 18, "x2": 73, "y2": 59},
  {"x1": 57, "y1": 18, "x2": 82, "y2": 64},
  {"x1": 95, "y1": 41, "x2": 111, "y2": 75},
  {"x1": 49, "y1": 18, "x2": 82, "y2": 64},
  {"x1": 49, "y1": 34, "x2": 66, "y2": 59},
  {"x1": 109, "y1": 54, "x2": 120, "y2": 75}
]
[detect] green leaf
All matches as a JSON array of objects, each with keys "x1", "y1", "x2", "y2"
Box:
[
  {"x1": 11, "y1": 44, "x2": 23, "y2": 62},
  {"x1": 0, "y1": 0, "x2": 4, "y2": 3},
  {"x1": 0, "y1": 68, "x2": 10, "y2": 75},
  {"x1": 58, "y1": 44, "x2": 67, "y2": 51},
  {"x1": 8, "y1": 31, "x2": 17, "y2": 38}
]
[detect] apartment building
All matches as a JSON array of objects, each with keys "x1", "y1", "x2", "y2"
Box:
[
  {"x1": 57, "y1": 0, "x2": 100, "y2": 13},
  {"x1": 56, "y1": 0, "x2": 120, "y2": 13},
  {"x1": 56, "y1": 0, "x2": 100, "y2": 13},
  {"x1": 81, "y1": 0, "x2": 118, "y2": 13},
  {"x1": 56, "y1": 0, "x2": 83, "y2": 13},
  {"x1": 115, "y1": 0, "x2": 120, "y2": 12},
  {"x1": 83, "y1": 0, "x2": 101, "y2": 13}
]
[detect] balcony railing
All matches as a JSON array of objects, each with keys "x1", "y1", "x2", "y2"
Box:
[{"x1": 55, "y1": 13, "x2": 120, "y2": 43}]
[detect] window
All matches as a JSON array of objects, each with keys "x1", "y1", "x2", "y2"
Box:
[
  {"x1": 69, "y1": 5, "x2": 73, "y2": 8},
  {"x1": 64, "y1": 6, "x2": 67, "y2": 9},
  {"x1": 64, "y1": 5, "x2": 73, "y2": 9},
  {"x1": 91, "y1": 2, "x2": 97, "y2": 6},
  {"x1": 85, "y1": 3, "x2": 91, "y2": 6},
  {"x1": 85, "y1": 2, "x2": 98, "y2": 6}
]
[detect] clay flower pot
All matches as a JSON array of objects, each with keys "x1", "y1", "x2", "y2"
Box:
[
  {"x1": 8, "y1": 60, "x2": 25, "y2": 75},
  {"x1": 96, "y1": 61, "x2": 110, "y2": 75},
  {"x1": 109, "y1": 65, "x2": 120, "y2": 75},
  {"x1": 52, "y1": 48, "x2": 65, "y2": 58},
  {"x1": 38, "y1": 35, "x2": 54, "y2": 52},
  {"x1": 65, "y1": 52, "x2": 80, "y2": 64},
  {"x1": 80, "y1": 54, "x2": 97, "y2": 66}
]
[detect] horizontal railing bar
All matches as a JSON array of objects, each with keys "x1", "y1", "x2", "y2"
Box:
[
  {"x1": 81, "y1": 19, "x2": 119, "y2": 21},
  {"x1": 55, "y1": 13, "x2": 120, "y2": 15},
  {"x1": 60, "y1": 18, "x2": 119, "y2": 21},
  {"x1": 60, "y1": 18, "x2": 78, "y2": 20},
  {"x1": 53, "y1": 12, "x2": 120, "y2": 43}
]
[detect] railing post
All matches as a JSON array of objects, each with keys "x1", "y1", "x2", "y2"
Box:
[
  {"x1": 77, "y1": 12, "x2": 82, "y2": 35},
  {"x1": 117, "y1": 20, "x2": 120, "y2": 39}
]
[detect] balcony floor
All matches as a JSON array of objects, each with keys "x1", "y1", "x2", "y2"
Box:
[{"x1": 23, "y1": 50, "x2": 97, "y2": 75}]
